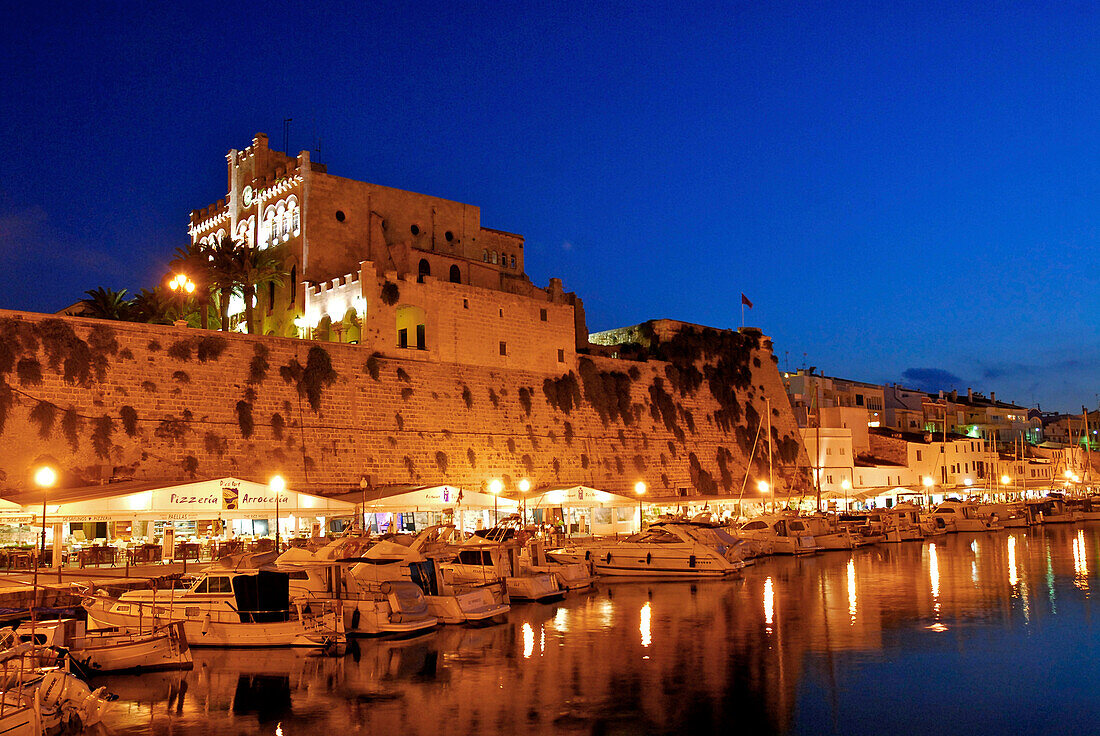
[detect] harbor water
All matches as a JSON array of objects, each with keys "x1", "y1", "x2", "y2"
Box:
[{"x1": 98, "y1": 523, "x2": 1100, "y2": 735}]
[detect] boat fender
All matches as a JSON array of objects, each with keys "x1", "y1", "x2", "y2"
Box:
[
  {"x1": 605, "y1": 552, "x2": 612, "y2": 564},
  {"x1": 201, "y1": 613, "x2": 211, "y2": 636},
  {"x1": 584, "y1": 550, "x2": 590, "y2": 561},
  {"x1": 646, "y1": 553, "x2": 652, "y2": 565},
  {"x1": 689, "y1": 555, "x2": 696, "y2": 568},
  {"x1": 351, "y1": 607, "x2": 361, "y2": 631}
]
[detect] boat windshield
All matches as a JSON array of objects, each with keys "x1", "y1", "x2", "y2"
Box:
[
  {"x1": 192, "y1": 576, "x2": 233, "y2": 594},
  {"x1": 633, "y1": 529, "x2": 682, "y2": 544}
]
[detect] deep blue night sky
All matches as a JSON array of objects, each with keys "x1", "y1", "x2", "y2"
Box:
[{"x1": 3, "y1": 2, "x2": 1100, "y2": 412}]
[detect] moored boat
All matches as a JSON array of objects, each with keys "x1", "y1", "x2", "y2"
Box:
[
  {"x1": 548, "y1": 521, "x2": 745, "y2": 578},
  {"x1": 81, "y1": 569, "x2": 345, "y2": 649}
]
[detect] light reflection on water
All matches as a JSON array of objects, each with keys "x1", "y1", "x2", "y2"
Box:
[{"x1": 98, "y1": 524, "x2": 1100, "y2": 736}]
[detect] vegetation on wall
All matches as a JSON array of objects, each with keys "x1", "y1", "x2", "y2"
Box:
[
  {"x1": 467, "y1": 448, "x2": 477, "y2": 468},
  {"x1": 271, "y1": 413, "x2": 285, "y2": 440},
  {"x1": 518, "y1": 387, "x2": 533, "y2": 417},
  {"x1": 435, "y1": 451, "x2": 448, "y2": 475},
  {"x1": 542, "y1": 372, "x2": 580, "y2": 414},
  {"x1": 119, "y1": 406, "x2": 138, "y2": 437},
  {"x1": 279, "y1": 347, "x2": 337, "y2": 411},
  {"x1": 577, "y1": 357, "x2": 633, "y2": 425},
  {"x1": 249, "y1": 344, "x2": 270, "y2": 384},
  {"x1": 381, "y1": 281, "x2": 400, "y2": 306},
  {"x1": 396, "y1": 367, "x2": 409, "y2": 382},
  {"x1": 61, "y1": 407, "x2": 81, "y2": 451},
  {"x1": 461, "y1": 384, "x2": 473, "y2": 409},
  {"x1": 15, "y1": 358, "x2": 42, "y2": 386},
  {"x1": 30, "y1": 401, "x2": 55, "y2": 439},
  {"x1": 365, "y1": 353, "x2": 381, "y2": 381},
  {"x1": 236, "y1": 400, "x2": 254, "y2": 439},
  {"x1": 91, "y1": 415, "x2": 114, "y2": 458}
]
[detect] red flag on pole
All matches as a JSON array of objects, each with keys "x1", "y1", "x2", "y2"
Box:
[{"x1": 741, "y1": 293, "x2": 753, "y2": 309}]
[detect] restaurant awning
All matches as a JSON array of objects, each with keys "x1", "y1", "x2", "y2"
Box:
[
  {"x1": 2, "y1": 477, "x2": 355, "y2": 523},
  {"x1": 519, "y1": 485, "x2": 638, "y2": 509},
  {"x1": 336, "y1": 485, "x2": 519, "y2": 512}
]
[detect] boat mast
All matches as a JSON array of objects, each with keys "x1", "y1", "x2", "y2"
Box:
[
  {"x1": 766, "y1": 397, "x2": 773, "y2": 508},
  {"x1": 1082, "y1": 405, "x2": 1092, "y2": 492}
]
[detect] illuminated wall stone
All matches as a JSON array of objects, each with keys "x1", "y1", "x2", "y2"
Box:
[{"x1": 0, "y1": 311, "x2": 807, "y2": 498}]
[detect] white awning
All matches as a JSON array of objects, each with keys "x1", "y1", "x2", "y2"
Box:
[
  {"x1": 18, "y1": 477, "x2": 355, "y2": 523},
  {"x1": 361, "y1": 485, "x2": 518, "y2": 512},
  {"x1": 523, "y1": 485, "x2": 638, "y2": 508}
]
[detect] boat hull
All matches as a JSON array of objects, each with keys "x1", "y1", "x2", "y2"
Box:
[{"x1": 70, "y1": 623, "x2": 192, "y2": 673}]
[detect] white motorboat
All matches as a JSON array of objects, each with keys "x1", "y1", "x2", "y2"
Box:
[
  {"x1": 977, "y1": 501, "x2": 1029, "y2": 528},
  {"x1": 275, "y1": 547, "x2": 440, "y2": 635},
  {"x1": 438, "y1": 537, "x2": 564, "y2": 602},
  {"x1": 473, "y1": 519, "x2": 597, "y2": 592},
  {"x1": 2, "y1": 618, "x2": 192, "y2": 674},
  {"x1": 736, "y1": 515, "x2": 820, "y2": 555},
  {"x1": 793, "y1": 515, "x2": 861, "y2": 550},
  {"x1": 1024, "y1": 497, "x2": 1075, "y2": 525},
  {"x1": 342, "y1": 540, "x2": 509, "y2": 626},
  {"x1": 933, "y1": 499, "x2": 1004, "y2": 532},
  {"x1": 81, "y1": 569, "x2": 345, "y2": 649},
  {"x1": 547, "y1": 521, "x2": 745, "y2": 578}
]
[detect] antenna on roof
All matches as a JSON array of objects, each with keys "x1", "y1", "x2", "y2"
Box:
[{"x1": 282, "y1": 118, "x2": 292, "y2": 154}]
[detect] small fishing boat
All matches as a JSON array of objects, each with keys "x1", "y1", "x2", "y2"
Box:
[
  {"x1": 1, "y1": 618, "x2": 192, "y2": 674},
  {"x1": 932, "y1": 499, "x2": 1004, "y2": 532}
]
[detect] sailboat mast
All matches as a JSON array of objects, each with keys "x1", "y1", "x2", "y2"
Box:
[{"x1": 766, "y1": 397, "x2": 773, "y2": 504}]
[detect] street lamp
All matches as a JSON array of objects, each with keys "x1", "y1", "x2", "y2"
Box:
[
  {"x1": 168, "y1": 274, "x2": 196, "y2": 326},
  {"x1": 519, "y1": 478, "x2": 530, "y2": 526},
  {"x1": 757, "y1": 480, "x2": 770, "y2": 512},
  {"x1": 635, "y1": 481, "x2": 646, "y2": 531},
  {"x1": 32, "y1": 465, "x2": 56, "y2": 631},
  {"x1": 922, "y1": 476, "x2": 934, "y2": 506},
  {"x1": 270, "y1": 475, "x2": 285, "y2": 553},
  {"x1": 489, "y1": 479, "x2": 502, "y2": 526}
]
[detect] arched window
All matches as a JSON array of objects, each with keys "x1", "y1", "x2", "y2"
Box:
[
  {"x1": 289, "y1": 265, "x2": 297, "y2": 305},
  {"x1": 510, "y1": 255, "x2": 516, "y2": 269},
  {"x1": 491, "y1": 251, "x2": 498, "y2": 264},
  {"x1": 418, "y1": 258, "x2": 431, "y2": 283},
  {"x1": 482, "y1": 250, "x2": 489, "y2": 262},
  {"x1": 449, "y1": 264, "x2": 461, "y2": 283}
]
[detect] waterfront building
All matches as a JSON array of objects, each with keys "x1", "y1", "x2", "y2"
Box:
[
  {"x1": 782, "y1": 370, "x2": 885, "y2": 430},
  {"x1": 188, "y1": 133, "x2": 587, "y2": 374}
]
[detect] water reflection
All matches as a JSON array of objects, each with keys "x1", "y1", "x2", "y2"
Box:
[
  {"x1": 98, "y1": 525, "x2": 1100, "y2": 736},
  {"x1": 764, "y1": 577, "x2": 774, "y2": 632},
  {"x1": 846, "y1": 558, "x2": 857, "y2": 623}
]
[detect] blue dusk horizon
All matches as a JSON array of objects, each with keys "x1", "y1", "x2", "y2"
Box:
[{"x1": 2, "y1": 2, "x2": 1099, "y2": 413}]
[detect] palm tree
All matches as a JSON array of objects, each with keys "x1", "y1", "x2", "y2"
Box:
[
  {"x1": 80, "y1": 287, "x2": 131, "y2": 320},
  {"x1": 234, "y1": 243, "x2": 290, "y2": 334},
  {"x1": 129, "y1": 288, "x2": 175, "y2": 324},
  {"x1": 205, "y1": 235, "x2": 243, "y2": 332}
]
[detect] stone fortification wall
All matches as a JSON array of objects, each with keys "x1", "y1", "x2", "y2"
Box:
[{"x1": 0, "y1": 311, "x2": 808, "y2": 499}]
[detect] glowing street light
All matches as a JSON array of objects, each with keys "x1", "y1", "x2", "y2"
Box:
[
  {"x1": 517, "y1": 477, "x2": 530, "y2": 528},
  {"x1": 32, "y1": 465, "x2": 56, "y2": 632},
  {"x1": 635, "y1": 481, "x2": 647, "y2": 531},
  {"x1": 841, "y1": 478, "x2": 851, "y2": 511},
  {"x1": 489, "y1": 479, "x2": 502, "y2": 525},
  {"x1": 168, "y1": 274, "x2": 196, "y2": 327},
  {"x1": 270, "y1": 475, "x2": 286, "y2": 552}
]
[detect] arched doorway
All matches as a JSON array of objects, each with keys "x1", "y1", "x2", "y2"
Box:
[
  {"x1": 449, "y1": 264, "x2": 461, "y2": 284},
  {"x1": 418, "y1": 259, "x2": 431, "y2": 283}
]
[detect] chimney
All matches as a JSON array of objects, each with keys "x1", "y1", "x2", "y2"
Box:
[
  {"x1": 950, "y1": 389, "x2": 958, "y2": 402},
  {"x1": 991, "y1": 391, "x2": 996, "y2": 402},
  {"x1": 967, "y1": 387, "x2": 973, "y2": 401}
]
